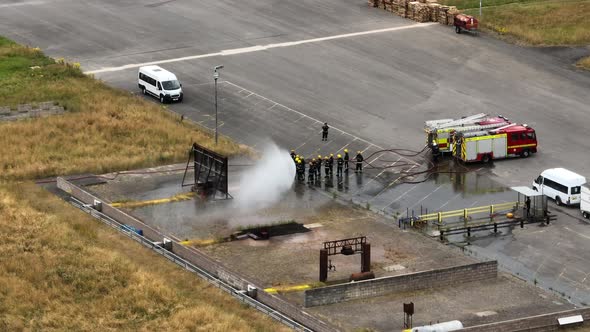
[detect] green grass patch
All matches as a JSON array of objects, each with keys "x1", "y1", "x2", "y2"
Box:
[
  {"x1": 439, "y1": 0, "x2": 590, "y2": 46},
  {"x1": 0, "y1": 36, "x2": 283, "y2": 331},
  {"x1": 0, "y1": 36, "x2": 249, "y2": 181}
]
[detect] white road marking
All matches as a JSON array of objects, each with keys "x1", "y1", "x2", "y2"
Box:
[
  {"x1": 381, "y1": 184, "x2": 419, "y2": 211},
  {"x1": 439, "y1": 193, "x2": 462, "y2": 209},
  {"x1": 409, "y1": 184, "x2": 443, "y2": 209},
  {"x1": 564, "y1": 226, "x2": 590, "y2": 240},
  {"x1": 84, "y1": 23, "x2": 436, "y2": 74},
  {"x1": 0, "y1": 1, "x2": 45, "y2": 8}
]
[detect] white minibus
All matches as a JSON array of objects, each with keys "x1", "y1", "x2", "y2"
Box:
[
  {"x1": 138, "y1": 65, "x2": 183, "y2": 103},
  {"x1": 581, "y1": 186, "x2": 590, "y2": 219},
  {"x1": 532, "y1": 168, "x2": 586, "y2": 206}
]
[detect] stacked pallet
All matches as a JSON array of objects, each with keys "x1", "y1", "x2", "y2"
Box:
[
  {"x1": 383, "y1": 0, "x2": 393, "y2": 11},
  {"x1": 397, "y1": 0, "x2": 409, "y2": 18},
  {"x1": 408, "y1": 2, "x2": 430, "y2": 22},
  {"x1": 407, "y1": 1, "x2": 417, "y2": 20},
  {"x1": 366, "y1": 0, "x2": 465, "y2": 27},
  {"x1": 446, "y1": 6, "x2": 459, "y2": 25},
  {"x1": 438, "y1": 5, "x2": 450, "y2": 25},
  {"x1": 428, "y1": 3, "x2": 441, "y2": 22}
]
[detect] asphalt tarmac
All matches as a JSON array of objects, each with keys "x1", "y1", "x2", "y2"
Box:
[{"x1": 4, "y1": 0, "x2": 590, "y2": 311}]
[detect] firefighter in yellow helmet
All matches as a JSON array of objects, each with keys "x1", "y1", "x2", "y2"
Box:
[
  {"x1": 324, "y1": 156, "x2": 330, "y2": 178},
  {"x1": 308, "y1": 158, "x2": 316, "y2": 183},
  {"x1": 355, "y1": 151, "x2": 364, "y2": 173},
  {"x1": 290, "y1": 149, "x2": 296, "y2": 160},
  {"x1": 328, "y1": 153, "x2": 334, "y2": 176},
  {"x1": 344, "y1": 149, "x2": 350, "y2": 172},
  {"x1": 336, "y1": 154, "x2": 344, "y2": 176},
  {"x1": 316, "y1": 155, "x2": 322, "y2": 178}
]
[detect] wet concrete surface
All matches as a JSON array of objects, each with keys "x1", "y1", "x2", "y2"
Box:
[{"x1": 79, "y1": 162, "x2": 580, "y2": 331}]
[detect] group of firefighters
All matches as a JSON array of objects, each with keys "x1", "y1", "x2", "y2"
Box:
[{"x1": 291, "y1": 149, "x2": 364, "y2": 182}]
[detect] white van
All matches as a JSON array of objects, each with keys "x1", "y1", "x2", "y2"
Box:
[
  {"x1": 581, "y1": 186, "x2": 590, "y2": 219},
  {"x1": 532, "y1": 168, "x2": 586, "y2": 206},
  {"x1": 138, "y1": 65, "x2": 183, "y2": 103}
]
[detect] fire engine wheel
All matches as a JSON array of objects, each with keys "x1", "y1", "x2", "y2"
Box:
[
  {"x1": 455, "y1": 26, "x2": 461, "y2": 34},
  {"x1": 521, "y1": 150, "x2": 530, "y2": 158},
  {"x1": 482, "y1": 154, "x2": 491, "y2": 163},
  {"x1": 555, "y1": 196, "x2": 562, "y2": 206}
]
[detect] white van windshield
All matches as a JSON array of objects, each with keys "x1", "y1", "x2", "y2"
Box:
[{"x1": 162, "y1": 80, "x2": 180, "y2": 90}]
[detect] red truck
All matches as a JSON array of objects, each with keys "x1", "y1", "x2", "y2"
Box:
[{"x1": 454, "y1": 14, "x2": 478, "y2": 34}]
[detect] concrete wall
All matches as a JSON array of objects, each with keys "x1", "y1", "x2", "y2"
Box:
[
  {"x1": 460, "y1": 308, "x2": 590, "y2": 332},
  {"x1": 57, "y1": 177, "x2": 338, "y2": 332},
  {"x1": 304, "y1": 261, "x2": 497, "y2": 307}
]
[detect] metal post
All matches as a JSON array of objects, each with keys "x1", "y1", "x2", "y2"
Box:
[
  {"x1": 214, "y1": 76, "x2": 218, "y2": 145},
  {"x1": 479, "y1": 0, "x2": 482, "y2": 16},
  {"x1": 213, "y1": 65, "x2": 224, "y2": 145}
]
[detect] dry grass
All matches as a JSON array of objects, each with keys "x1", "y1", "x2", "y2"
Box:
[
  {"x1": 439, "y1": 0, "x2": 590, "y2": 46},
  {"x1": 0, "y1": 36, "x2": 247, "y2": 181},
  {"x1": 0, "y1": 37, "x2": 286, "y2": 331},
  {"x1": 0, "y1": 183, "x2": 289, "y2": 331},
  {"x1": 578, "y1": 56, "x2": 590, "y2": 70}
]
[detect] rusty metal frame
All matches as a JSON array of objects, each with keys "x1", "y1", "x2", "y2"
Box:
[
  {"x1": 182, "y1": 142, "x2": 231, "y2": 199},
  {"x1": 323, "y1": 236, "x2": 366, "y2": 256}
]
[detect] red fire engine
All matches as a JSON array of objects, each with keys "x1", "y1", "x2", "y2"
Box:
[{"x1": 452, "y1": 123, "x2": 538, "y2": 163}]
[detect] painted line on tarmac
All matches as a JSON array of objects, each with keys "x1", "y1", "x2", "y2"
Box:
[
  {"x1": 409, "y1": 184, "x2": 444, "y2": 210},
  {"x1": 0, "y1": 1, "x2": 45, "y2": 8},
  {"x1": 84, "y1": 23, "x2": 436, "y2": 74},
  {"x1": 380, "y1": 183, "x2": 419, "y2": 211},
  {"x1": 222, "y1": 81, "x2": 392, "y2": 153},
  {"x1": 111, "y1": 192, "x2": 196, "y2": 208},
  {"x1": 264, "y1": 284, "x2": 312, "y2": 294}
]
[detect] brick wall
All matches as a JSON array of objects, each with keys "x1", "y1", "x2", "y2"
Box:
[
  {"x1": 304, "y1": 261, "x2": 497, "y2": 307},
  {"x1": 57, "y1": 178, "x2": 338, "y2": 332}
]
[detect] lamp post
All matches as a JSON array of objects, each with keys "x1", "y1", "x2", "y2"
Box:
[{"x1": 214, "y1": 65, "x2": 224, "y2": 145}]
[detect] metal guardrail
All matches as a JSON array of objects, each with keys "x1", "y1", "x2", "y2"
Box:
[
  {"x1": 417, "y1": 201, "x2": 517, "y2": 224},
  {"x1": 69, "y1": 197, "x2": 313, "y2": 332}
]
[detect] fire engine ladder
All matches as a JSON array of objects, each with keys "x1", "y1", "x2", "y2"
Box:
[
  {"x1": 453, "y1": 122, "x2": 510, "y2": 133},
  {"x1": 489, "y1": 123, "x2": 517, "y2": 133},
  {"x1": 437, "y1": 113, "x2": 488, "y2": 129}
]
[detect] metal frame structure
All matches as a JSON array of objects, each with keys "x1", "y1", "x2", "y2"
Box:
[
  {"x1": 182, "y1": 142, "x2": 231, "y2": 199},
  {"x1": 320, "y1": 236, "x2": 370, "y2": 282},
  {"x1": 323, "y1": 236, "x2": 366, "y2": 255}
]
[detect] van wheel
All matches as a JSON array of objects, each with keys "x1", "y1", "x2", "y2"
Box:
[
  {"x1": 455, "y1": 26, "x2": 461, "y2": 34},
  {"x1": 160, "y1": 95, "x2": 165, "y2": 103},
  {"x1": 521, "y1": 150, "x2": 530, "y2": 158},
  {"x1": 482, "y1": 154, "x2": 491, "y2": 163},
  {"x1": 583, "y1": 211, "x2": 589, "y2": 219},
  {"x1": 555, "y1": 196, "x2": 562, "y2": 206},
  {"x1": 142, "y1": 86, "x2": 146, "y2": 95}
]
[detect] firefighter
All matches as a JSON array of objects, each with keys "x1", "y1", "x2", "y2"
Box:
[
  {"x1": 336, "y1": 154, "x2": 344, "y2": 176},
  {"x1": 316, "y1": 155, "x2": 322, "y2": 178},
  {"x1": 308, "y1": 159, "x2": 315, "y2": 183},
  {"x1": 329, "y1": 153, "x2": 334, "y2": 176},
  {"x1": 322, "y1": 122, "x2": 329, "y2": 141},
  {"x1": 344, "y1": 149, "x2": 349, "y2": 172},
  {"x1": 324, "y1": 156, "x2": 330, "y2": 177},
  {"x1": 296, "y1": 159, "x2": 304, "y2": 181},
  {"x1": 355, "y1": 151, "x2": 364, "y2": 173},
  {"x1": 290, "y1": 149, "x2": 296, "y2": 160}
]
